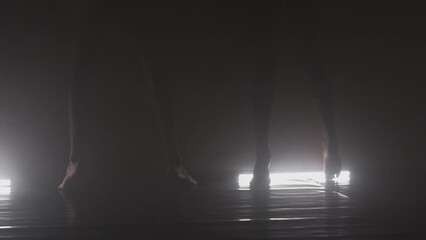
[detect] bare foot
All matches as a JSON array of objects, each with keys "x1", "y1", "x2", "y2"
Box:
[
  {"x1": 250, "y1": 149, "x2": 271, "y2": 190},
  {"x1": 173, "y1": 166, "x2": 198, "y2": 186},
  {"x1": 323, "y1": 150, "x2": 341, "y2": 181},
  {"x1": 250, "y1": 167, "x2": 271, "y2": 190},
  {"x1": 58, "y1": 160, "x2": 79, "y2": 191}
]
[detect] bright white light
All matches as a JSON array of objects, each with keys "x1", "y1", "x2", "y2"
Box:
[
  {"x1": 0, "y1": 179, "x2": 11, "y2": 187},
  {"x1": 238, "y1": 171, "x2": 350, "y2": 189},
  {"x1": 0, "y1": 187, "x2": 11, "y2": 195},
  {"x1": 0, "y1": 179, "x2": 11, "y2": 196}
]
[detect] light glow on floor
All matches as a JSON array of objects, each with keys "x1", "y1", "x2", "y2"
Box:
[
  {"x1": 238, "y1": 171, "x2": 350, "y2": 189},
  {"x1": 0, "y1": 179, "x2": 11, "y2": 195},
  {"x1": 0, "y1": 179, "x2": 11, "y2": 187},
  {"x1": 0, "y1": 187, "x2": 11, "y2": 195}
]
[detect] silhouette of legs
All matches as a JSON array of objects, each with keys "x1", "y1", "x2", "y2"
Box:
[
  {"x1": 311, "y1": 69, "x2": 341, "y2": 181},
  {"x1": 57, "y1": 75, "x2": 84, "y2": 190},
  {"x1": 247, "y1": 7, "x2": 277, "y2": 189},
  {"x1": 138, "y1": 52, "x2": 197, "y2": 186},
  {"x1": 59, "y1": 2, "x2": 196, "y2": 190},
  {"x1": 59, "y1": 2, "x2": 107, "y2": 190},
  {"x1": 300, "y1": 7, "x2": 342, "y2": 181},
  {"x1": 248, "y1": 3, "x2": 341, "y2": 189},
  {"x1": 121, "y1": 3, "x2": 197, "y2": 186},
  {"x1": 250, "y1": 43, "x2": 276, "y2": 189}
]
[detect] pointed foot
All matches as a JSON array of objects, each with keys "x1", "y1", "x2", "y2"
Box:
[
  {"x1": 58, "y1": 160, "x2": 79, "y2": 191},
  {"x1": 170, "y1": 166, "x2": 198, "y2": 188}
]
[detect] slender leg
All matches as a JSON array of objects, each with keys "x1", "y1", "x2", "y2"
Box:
[
  {"x1": 59, "y1": 1, "x2": 108, "y2": 190},
  {"x1": 313, "y1": 76, "x2": 341, "y2": 181},
  {"x1": 119, "y1": 5, "x2": 197, "y2": 186},
  {"x1": 249, "y1": 27, "x2": 277, "y2": 189},
  {"x1": 250, "y1": 88, "x2": 274, "y2": 189},
  {"x1": 57, "y1": 70, "x2": 85, "y2": 190},
  {"x1": 243, "y1": 4, "x2": 278, "y2": 189},
  {"x1": 148, "y1": 63, "x2": 197, "y2": 186},
  {"x1": 301, "y1": 8, "x2": 341, "y2": 181}
]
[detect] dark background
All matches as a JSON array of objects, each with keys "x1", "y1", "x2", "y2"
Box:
[{"x1": 0, "y1": 1, "x2": 425, "y2": 201}]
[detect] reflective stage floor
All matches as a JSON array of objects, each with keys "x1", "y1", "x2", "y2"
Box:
[{"x1": 1, "y1": 172, "x2": 425, "y2": 239}]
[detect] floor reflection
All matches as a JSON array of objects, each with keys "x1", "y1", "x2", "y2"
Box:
[
  {"x1": 250, "y1": 189, "x2": 271, "y2": 239},
  {"x1": 0, "y1": 172, "x2": 423, "y2": 239},
  {"x1": 58, "y1": 191, "x2": 78, "y2": 226}
]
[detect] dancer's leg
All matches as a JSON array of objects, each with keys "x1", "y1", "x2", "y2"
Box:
[
  {"x1": 151, "y1": 70, "x2": 197, "y2": 186},
  {"x1": 119, "y1": 4, "x2": 197, "y2": 186},
  {"x1": 248, "y1": 6, "x2": 278, "y2": 189},
  {"x1": 312, "y1": 72, "x2": 341, "y2": 181},
  {"x1": 250, "y1": 45, "x2": 276, "y2": 189},
  {"x1": 59, "y1": 1, "x2": 108, "y2": 190},
  {"x1": 300, "y1": 6, "x2": 341, "y2": 181}
]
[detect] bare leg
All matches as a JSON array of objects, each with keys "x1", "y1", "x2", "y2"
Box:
[
  {"x1": 58, "y1": 84, "x2": 82, "y2": 190},
  {"x1": 151, "y1": 69, "x2": 197, "y2": 186},
  {"x1": 246, "y1": 5, "x2": 278, "y2": 189},
  {"x1": 59, "y1": 1, "x2": 108, "y2": 190},
  {"x1": 314, "y1": 78, "x2": 341, "y2": 181},
  {"x1": 300, "y1": 7, "x2": 341, "y2": 181},
  {"x1": 249, "y1": 23, "x2": 277, "y2": 189},
  {"x1": 120, "y1": 5, "x2": 197, "y2": 186},
  {"x1": 250, "y1": 92, "x2": 273, "y2": 189}
]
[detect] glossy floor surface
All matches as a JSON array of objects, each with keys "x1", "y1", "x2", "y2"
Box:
[{"x1": 1, "y1": 173, "x2": 424, "y2": 239}]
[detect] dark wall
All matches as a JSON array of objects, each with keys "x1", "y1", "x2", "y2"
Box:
[
  {"x1": 0, "y1": 1, "x2": 425, "y2": 189},
  {"x1": 0, "y1": 1, "x2": 70, "y2": 184}
]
